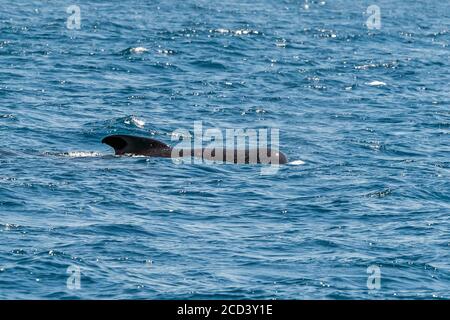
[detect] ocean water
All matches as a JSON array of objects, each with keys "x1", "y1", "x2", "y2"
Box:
[{"x1": 0, "y1": 0, "x2": 449, "y2": 299}]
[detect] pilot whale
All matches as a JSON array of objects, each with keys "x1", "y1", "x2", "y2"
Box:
[{"x1": 102, "y1": 135, "x2": 288, "y2": 164}]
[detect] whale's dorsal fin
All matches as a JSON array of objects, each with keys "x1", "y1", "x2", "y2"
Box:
[{"x1": 102, "y1": 135, "x2": 170, "y2": 156}]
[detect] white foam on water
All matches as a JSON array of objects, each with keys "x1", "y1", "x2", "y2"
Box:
[
  {"x1": 366, "y1": 80, "x2": 386, "y2": 86},
  {"x1": 121, "y1": 154, "x2": 148, "y2": 158},
  {"x1": 276, "y1": 39, "x2": 287, "y2": 47},
  {"x1": 130, "y1": 47, "x2": 148, "y2": 54},
  {"x1": 212, "y1": 28, "x2": 259, "y2": 36},
  {"x1": 124, "y1": 116, "x2": 145, "y2": 128},
  {"x1": 234, "y1": 29, "x2": 258, "y2": 35},
  {"x1": 289, "y1": 160, "x2": 306, "y2": 165},
  {"x1": 215, "y1": 28, "x2": 230, "y2": 34},
  {"x1": 63, "y1": 152, "x2": 103, "y2": 158}
]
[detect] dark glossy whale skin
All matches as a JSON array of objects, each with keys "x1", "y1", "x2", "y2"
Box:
[
  {"x1": 102, "y1": 135, "x2": 288, "y2": 164},
  {"x1": 102, "y1": 135, "x2": 172, "y2": 157}
]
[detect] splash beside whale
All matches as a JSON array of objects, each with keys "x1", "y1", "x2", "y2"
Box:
[{"x1": 102, "y1": 135, "x2": 288, "y2": 164}]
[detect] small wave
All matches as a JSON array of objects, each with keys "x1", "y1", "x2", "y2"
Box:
[
  {"x1": 191, "y1": 60, "x2": 227, "y2": 70},
  {"x1": 83, "y1": 115, "x2": 147, "y2": 132},
  {"x1": 124, "y1": 116, "x2": 145, "y2": 128},
  {"x1": 0, "y1": 149, "x2": 16, "y2": 157}
]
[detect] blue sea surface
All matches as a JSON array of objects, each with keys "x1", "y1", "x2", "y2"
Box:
[{"x1": 0, "y1": 0, "x2": 449, "y2": 299}]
